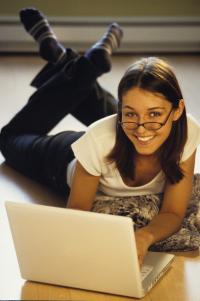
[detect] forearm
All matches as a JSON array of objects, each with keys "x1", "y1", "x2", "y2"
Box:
[{"x1": 136, "y1": 212, "x2": 183, "y2": 246}]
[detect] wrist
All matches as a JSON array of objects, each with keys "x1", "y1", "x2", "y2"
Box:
[{"x1": 136, "y1": 227, "x2": 155, "y2": 246}]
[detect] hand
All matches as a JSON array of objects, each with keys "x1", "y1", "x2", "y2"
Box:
[{"x1": 135, "y1": 228, "x2": 154, "y2": 268}]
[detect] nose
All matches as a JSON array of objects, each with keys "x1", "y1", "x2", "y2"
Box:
[
  {"x1": 135, "y1": 115, "x2": 147, "y2": 134},
  {"x1": 135, "y1": 124, "x2": 146, "y2": 134}
]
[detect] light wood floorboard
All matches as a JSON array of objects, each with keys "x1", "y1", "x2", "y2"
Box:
[{"x1": 0, "y1": 54, "x2": 200, "y2": 300}]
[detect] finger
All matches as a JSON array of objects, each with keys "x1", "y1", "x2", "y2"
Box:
[{"x1": 138, "y1": 254, "x2": 143, "y2": 268}]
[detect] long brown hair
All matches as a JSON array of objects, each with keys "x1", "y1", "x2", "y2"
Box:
[{"x1": 107, "y1": 57, "x2": 187, "y2": 184}]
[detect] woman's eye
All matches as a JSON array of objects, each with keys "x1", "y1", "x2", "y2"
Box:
[
  {"x1": 124, "y1": 112, "x2": 137, "y2": 118},
  {"x1": 149, "y1": 111, "x2": 161, "y2": 117}
]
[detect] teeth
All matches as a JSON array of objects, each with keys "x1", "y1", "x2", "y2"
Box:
[{"x1": 137, "y1": 136, "x2": 154, "y2": 141}]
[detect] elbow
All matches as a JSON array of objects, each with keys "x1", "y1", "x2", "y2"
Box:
[{"x1": 161, "y1": 211, "x2": 184, "y2": 227}]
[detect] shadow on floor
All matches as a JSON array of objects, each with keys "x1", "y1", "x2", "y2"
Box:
[{"x1": 0, "y1": 162, "x2": 66, "y2": 208}]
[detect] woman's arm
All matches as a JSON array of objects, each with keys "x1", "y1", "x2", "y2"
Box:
[
  {"x1": 67, "y1": 160, "x2": 100, "y2": 211},
  {"x1": 135, "y1": 150, "x2": 196, "y2": 266}
]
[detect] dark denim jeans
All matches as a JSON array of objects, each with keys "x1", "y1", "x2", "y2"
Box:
[{"x1": 0, "y1": 49, "x2": 117, "y2": 196}]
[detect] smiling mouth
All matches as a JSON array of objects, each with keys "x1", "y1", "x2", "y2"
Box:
[{"x1": 136, "y1": 136, "x2": 154, "y2": 142}]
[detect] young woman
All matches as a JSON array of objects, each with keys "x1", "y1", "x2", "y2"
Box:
[{"x1": 1, "y1": 8, "x2": 200, "y2": 266}]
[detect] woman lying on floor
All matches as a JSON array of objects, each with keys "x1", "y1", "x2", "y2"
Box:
[{"x1": 0, "y1": 8, "x2": 200, "y2": 266}]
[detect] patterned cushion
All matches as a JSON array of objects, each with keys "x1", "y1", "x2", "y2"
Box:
[{"x1": 91, "y1": 174, "x2": 200, "y2": 252}]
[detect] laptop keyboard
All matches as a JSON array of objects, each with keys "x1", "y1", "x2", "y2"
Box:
[{"x1": 141, "y1": 264, "x2": 154, "y2": 281}]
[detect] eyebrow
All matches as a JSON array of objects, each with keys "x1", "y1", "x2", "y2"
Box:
[{"x1": 122, "y1": 105, "x2": 166, "y2": 111}]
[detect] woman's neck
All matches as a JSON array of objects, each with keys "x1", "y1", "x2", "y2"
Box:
[{"x1": 135, "y1": 153, "x2": 159, "y2": 165}]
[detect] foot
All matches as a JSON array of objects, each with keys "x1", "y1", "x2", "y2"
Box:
[
  {"x1": 19, "y1": 7, "x2": 66, "y2": 63},
  {"x1": 85, "y1": 22, "x2": 123, "y2": 76}
]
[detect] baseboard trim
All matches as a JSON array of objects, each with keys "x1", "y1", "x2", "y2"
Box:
[{"x1": 0, "y1": 16, "x2": 199, "y2": 53}]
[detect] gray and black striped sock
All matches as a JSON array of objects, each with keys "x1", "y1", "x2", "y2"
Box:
[
  {"x1": 85, "y1": 23, "x2": 123, "y2": 76},
  {"x1": 20, "y1": 7, "x2": 66, "y2": 64}
]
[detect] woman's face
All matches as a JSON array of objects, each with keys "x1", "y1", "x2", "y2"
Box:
[{"x1": 121, "y1": 87, "x2": 180, "y2": 156}]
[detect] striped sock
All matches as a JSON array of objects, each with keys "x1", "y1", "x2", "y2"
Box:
[
  {"x1": 85, "y1": 22, "x2": 123, "y2": 76},
  {"x1": 20, "y1": 7, "x2": 66, "y2": 64}
]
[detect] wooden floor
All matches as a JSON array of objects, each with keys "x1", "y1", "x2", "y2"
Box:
[{"x1": 0, "y1": 54, "x2": 200, "y2": 300}]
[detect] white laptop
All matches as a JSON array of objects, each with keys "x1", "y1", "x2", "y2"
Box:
[{"x1": 5, "y1": 201, "x2": 174, "y2": 298}]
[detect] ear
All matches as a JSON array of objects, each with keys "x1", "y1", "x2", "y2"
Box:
[{"x1": 172, "y1": 99, "x2": 185, "y2": 121}]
